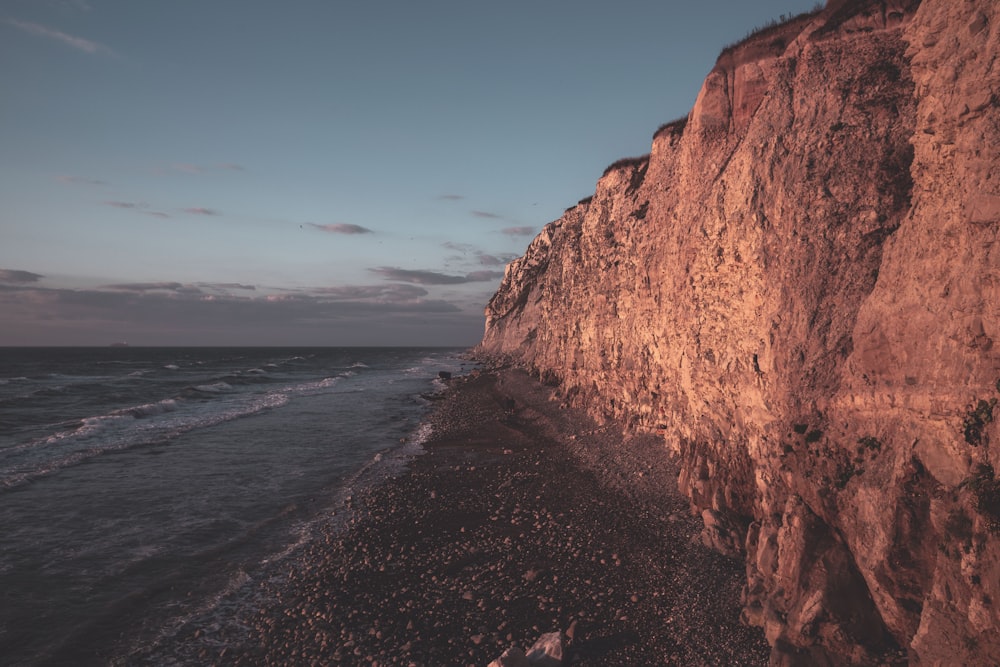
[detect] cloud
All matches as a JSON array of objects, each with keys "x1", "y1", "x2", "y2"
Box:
[
  {"x1": 501, "y1": 226, "x2": 536, "y2": 236},
  {"x1": 370, "y1": 267, "x2": 503, "y2": 285},
  {"x1": 309, "y1": 223, "x2": 374, "y2": 235},
  {"x1": 104, "y1": 200, "x2": 145, "y2": 209},
  {"x1": 199, "y1": 282, "x2": 256, "y2": 292},
  {"x1": 105, "y1": 201, "x2": 171, "y2": 217},
  {"x1": 438, "y1": 194, "x2": 464, "y2": 201},
  {"x1": 104, "y1": 282, "x2": 203, "y2": 294},
  {"x1": 183, "y1": 207, "x2": 220, "y2": 216},
  {"x1": 6, "y1": 19, "x2": 112, "y2": 55},
  {"x1": 440, "y1": 242, "x2": 518, "y2": 269},
  {"x1": 370, "y1": 268, "x2": 468, "y2": 285},
  {"x1": 163, "y1": 162, "x2": 245, "y2": 174},
  {"x1": 0, "y1": 281, "x2": 462, "y2": 323},
  {"x1": 465, "y1": 270, "x2": 506, "y2": 282},
  {"x1": 0, "y1": 269, "x2": 44, "y2": 284},
  {"x1": 0, "y1": 278, "x2": 487, "y2": 346},
  {"x1": 471, "y1": 210, "x2": 502, "y2": 219},
  {"x1": 313, "y1": 284, "x2": 428, "y2": 302},
  {"x1": 442, "y1": 241, "x2": 477, "y2": 253},
  {"x1": 57, "y1": 175, "x2": 106, "y2": 186},
  {"x1": 476, "y1": 254, "x2": 504, "y2": 266}
]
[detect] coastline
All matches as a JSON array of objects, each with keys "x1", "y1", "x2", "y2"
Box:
[{"x1": 152, "y1": 366, "x2": 768, "y2": 665}]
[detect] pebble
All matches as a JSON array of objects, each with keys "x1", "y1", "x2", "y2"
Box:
[{"x1": 153, "y1": 369, "x2": 768, "y2": 667}]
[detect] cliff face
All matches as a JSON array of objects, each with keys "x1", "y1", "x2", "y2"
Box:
[{"x1": 478, "y1": 0, "x2": 1000, "y2": 664}]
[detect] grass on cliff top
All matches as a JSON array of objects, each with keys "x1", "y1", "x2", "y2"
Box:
[
  {"x1": 602, "y1": 154, "x2": 650, "y2": 178},
  {"x1": 565, "y1": 196, "x2": 594, "y2": 213},
  {"x1": 653, "y1": 116, "x2": 689, "y2": 141},
  {"x1": 718, "y1": 3, "x2": 823, "y2": 57}
]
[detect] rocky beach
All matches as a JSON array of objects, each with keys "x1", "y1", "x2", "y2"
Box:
[{"x1": 163, "y1": 367, "x2": 768, "y2": 666}]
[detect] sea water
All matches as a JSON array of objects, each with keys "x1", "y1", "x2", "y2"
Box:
[{"x1": 0, "y1": 347, "x2": 470, "y2": 665}]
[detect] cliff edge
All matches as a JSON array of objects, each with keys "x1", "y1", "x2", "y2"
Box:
[{"x1": 478, "y1": 0, "x2": 1000, "y2": 664}]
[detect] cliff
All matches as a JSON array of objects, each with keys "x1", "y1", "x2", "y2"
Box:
[{"x1": 478, "y1": 0, "x2": 1000, "y2": 664}]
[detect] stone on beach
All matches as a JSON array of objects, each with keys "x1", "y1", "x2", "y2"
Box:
[
  {"x1": 487, "y1": 645, "x2": 529, "y2": 667},
  {"x1": 487, "y1": 631, "x2": 565, "y2": 667},
  {"x1": 525, "y1": 631, "x2": 565, "y2": 666}
]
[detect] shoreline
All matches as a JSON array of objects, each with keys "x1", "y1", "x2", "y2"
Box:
[{"x1": 143, "y1": 366, "x2": 768, "y2": 665}]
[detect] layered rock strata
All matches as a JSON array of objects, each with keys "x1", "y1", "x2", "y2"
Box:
[{"x1": 478, "y1": 0, "x2": 1000, "y2": 663}]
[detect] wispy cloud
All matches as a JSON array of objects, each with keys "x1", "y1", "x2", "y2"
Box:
[
  {"x1": 183, "y1": 207, "x2": 220, "y2": 216},
  {"x1": 104, "y1": 200, "x2": 172, "y2": 218},
  {"x1": 309, "y1": 223, "x2": 374, "y2": 235},
  {"x1": 103, "y1": 281, "x2": 256, "y2": 295},
  {"x1": 440, "y1": 242, "x2": 517, "y2": 268},
  {"x1": 313, "y1": 284, "x2": 428, "y2": 302},
  {"x1": 0, "y1": 269, "x2": 44, "y2": 284},
  {"x1": 57, "y1": 175, "x2": 107, "y2": 186},
  {"x1": 6, "y1": 19, "x2": 112, "y2": 55},
  {"x1": 105, "y1": 282, "x2": 203, "y2": 294},
  {"x1": 502, "y1": 226, "x2": 536, "y2": 236},
  {"x1": 442, "y1": 241, "x2": 477, "y2": 253},
  {"x1": 199, "y1": 282, "x2": 256, "y2": 292},
  {"x1": 476, "y1": 253, "x2": 507, "y2": 267},
  {"x1": 370, "y1": 267, "x2": 503, "y2": 285},
  {"x1": 104, "y1": 200, "x2": 146, "y2": 209},
  {"x1": 465, "y1": 270, "x2": 506, "y2": 282},
  {"x1": 164, "y1": 162, "x2": 245, "y2": 174},
  {"x1": 438, "y1": 194, "x2": 465, "y2": 201},
  {"x1": 471, "y1": 210, "x2": 502, "y2": 219}
]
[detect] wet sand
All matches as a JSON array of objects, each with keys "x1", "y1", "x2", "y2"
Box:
[{"x1": 194, "y1": 367, "x2": 768, "y2": 666}]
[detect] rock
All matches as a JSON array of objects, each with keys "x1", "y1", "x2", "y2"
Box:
[
  {"x1": 487, "y1": 645, "x2": 530, "y2": 667},
  {"x1": 438, "y1": 371, "x2": 453, "y2": 380},
  {"x1": 525, "y1": 631, "x2": 564, "y2": 666},
  {"x1": 564, "y1": 619, "x2": 578, "y2": 644}
]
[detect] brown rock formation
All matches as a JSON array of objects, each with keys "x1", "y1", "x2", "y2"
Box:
[{"x1": 478, "y1": 0, "x2": 1000, "y2": 663}]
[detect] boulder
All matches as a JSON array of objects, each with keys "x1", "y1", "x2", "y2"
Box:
[
  {"x1": 487, "y1": 645, "x2": 529, "y2": 667},
  {"x1": 525, "y1": 631, "x2": 565, "y2": 666}
]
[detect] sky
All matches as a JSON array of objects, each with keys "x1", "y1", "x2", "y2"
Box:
[{"x1": 0, "y1": 0, "x2": 821, "y2": 347}]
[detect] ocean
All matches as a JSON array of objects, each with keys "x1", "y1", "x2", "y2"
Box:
[{"x1": 0, "y1": 346, "x2": 471, "y2": 665}]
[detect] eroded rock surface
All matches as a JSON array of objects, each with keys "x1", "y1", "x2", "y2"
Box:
[{"x1": 479, "y1": 0, "x2": 1000, "y2": 663}]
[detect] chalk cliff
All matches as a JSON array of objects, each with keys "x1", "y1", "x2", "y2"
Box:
[{"x1": 478, "y1": 0, "x2": 999, "y2": 663}]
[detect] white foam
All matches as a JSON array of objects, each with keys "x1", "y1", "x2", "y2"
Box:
[
  {"x1": 1, "y1": 391, "x2": 290, "y2": 489},
  {"x1": 192, "y1": 382, "x2": 232, "y2": 393},
  {"x1": 118, "y1": 398, "x2": 180, "y2": 418}
]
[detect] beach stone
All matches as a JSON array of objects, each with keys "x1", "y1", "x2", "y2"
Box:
[
  {"x1": 487, "y1": 645, "x2": 530, "y2": 667},
  {"x1": 525, "y1": 631, "x2": 564, "y2": 666}
]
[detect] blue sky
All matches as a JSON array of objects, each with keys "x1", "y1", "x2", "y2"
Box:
[{"x1": 0, "y1": 0, "x2": 820, "y2": 346}]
